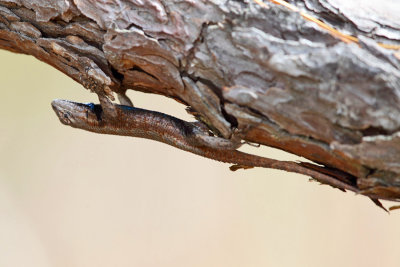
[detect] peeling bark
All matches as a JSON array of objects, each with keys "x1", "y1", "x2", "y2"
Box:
[{"x1": 1, "y1": 0, "x2": 400, "y2": 202}]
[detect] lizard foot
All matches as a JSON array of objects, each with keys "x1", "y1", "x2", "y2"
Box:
[{"x1": 193, "y1": 133, "x2": 242, "y2": 150}]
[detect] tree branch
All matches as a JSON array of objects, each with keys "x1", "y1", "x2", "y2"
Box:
[{"x1": 1, "y1": 0, "x2": 400, "y2": 202}]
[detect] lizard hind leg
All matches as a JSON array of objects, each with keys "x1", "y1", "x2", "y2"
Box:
[
  {"x1": 192, "y1": 129, "x2": 242, "y2": 150},
  {"x1": 190, "y1": 122, "x2": 244, "y2": 150}
]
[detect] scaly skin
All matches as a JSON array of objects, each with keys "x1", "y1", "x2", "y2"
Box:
[{"x1": 51, "y1": 99, "x2": 360, "y2": 193}]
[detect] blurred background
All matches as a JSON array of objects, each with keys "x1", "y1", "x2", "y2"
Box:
[{"x1": 0, "y1": 49, "x2": 399, "y2": 267}]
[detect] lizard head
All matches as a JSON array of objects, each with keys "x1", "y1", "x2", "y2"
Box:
[{"x1": 51, "y1": 99, "x2": 102, "y2": 129}]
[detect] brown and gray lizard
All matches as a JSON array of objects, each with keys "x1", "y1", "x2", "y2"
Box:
[{"x1": 51, "y1": 99, "x2": 361, "y2": 193}]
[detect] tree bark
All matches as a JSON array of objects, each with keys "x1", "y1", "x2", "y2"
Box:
[{"x1": 1, "y1": 0, "x2": 400, "y2": 202}]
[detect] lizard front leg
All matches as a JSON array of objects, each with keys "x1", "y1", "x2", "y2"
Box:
[{"x1": 98, "y1": 90, "x2": 134, "y2": 120}]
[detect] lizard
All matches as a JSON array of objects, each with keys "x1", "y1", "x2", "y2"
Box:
[{"x1": 51, "y1": 98, "x2": 361, "y2": 194}]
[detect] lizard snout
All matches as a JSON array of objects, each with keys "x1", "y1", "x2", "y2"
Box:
[{"x1": 51, "y1": 99, "x2": 75, "y2": 125}]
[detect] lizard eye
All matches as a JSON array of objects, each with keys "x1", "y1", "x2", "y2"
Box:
[{"x1": 60, "y1": 112, "x2": 72, "y2": 124}]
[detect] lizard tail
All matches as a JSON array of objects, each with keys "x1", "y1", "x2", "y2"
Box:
[{"x1": 199, "y1": 147, "x2": 360, "y2": 193}]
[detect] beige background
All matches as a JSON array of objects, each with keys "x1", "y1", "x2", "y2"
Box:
[{"x1": 1, "y1": 50, "x2": 399, "y2": 267}]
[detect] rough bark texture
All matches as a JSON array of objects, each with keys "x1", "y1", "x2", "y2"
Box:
[{"x1": 1, "y1": 0, "x2": 400, "y2": 202}]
